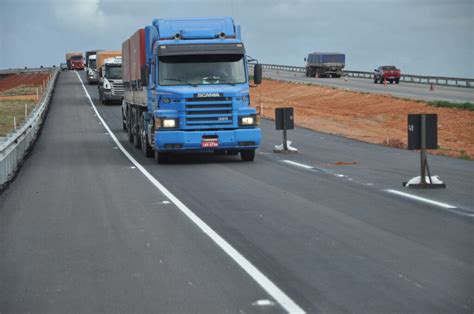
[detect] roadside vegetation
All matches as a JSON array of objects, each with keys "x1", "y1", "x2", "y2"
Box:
[
  {"x1": 0, "y1": 85, "x2": 38, "y2": 97},
  {"x1": 427, "y1": 100, "x2": 474, "y2": 111},
  {"x1": 0, "y1": 100, "x2": 36, "y2": 136}
]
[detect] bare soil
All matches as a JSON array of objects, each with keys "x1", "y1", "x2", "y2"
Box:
[
  {"x1": 0, "y1": 73, "x2": 50, "y2": 92},
  {"x1": 250, "y1": 80, "x2": 474, "y2": 159},
  {"x1": 0, "y1": 73, "x2": 49, "y2": 136}
]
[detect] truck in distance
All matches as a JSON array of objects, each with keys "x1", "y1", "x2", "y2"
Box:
[
  {"x1": 96, "y1": 50, "x2": 123, "y2": 105},
  {"x1": 85, "y1": 50, "x2": 102, "y2": 84},
  {"x1": 65, "y1": 52, "x2": 84, "y2": 71},
  {"x1": 374, "y1": 66, "x2": 400, "y2": 84},
  {"x1": 304, "y1": 52, "x2": 345, "y2": 78},
  {"x1": 121, "y1": 17, "x2": 262, "y2": 163}
]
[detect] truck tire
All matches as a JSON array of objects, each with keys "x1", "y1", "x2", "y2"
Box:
[
  {"x1": 127, "y1": 107, "x2": 133, "y2": 142},
  {"x1": 155, "y1": 151, "x2": 169, "y2": 164},
  {"x1": 240, "y1": 149, "x2": 255, "y2": 161},
  {"x1": 374, "y1": 77, "x2": 378, "y2": 84},
  {"x1": 140, "y1": 120, "x2": 153, "y2": 158},
  {"x1": 395, "y1": 79, "x2": 400, "y2": 84}
]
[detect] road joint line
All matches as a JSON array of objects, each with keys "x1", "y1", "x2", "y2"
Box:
[{"x1": 74, "y1": 72, "x2": 305, "y2": 314}]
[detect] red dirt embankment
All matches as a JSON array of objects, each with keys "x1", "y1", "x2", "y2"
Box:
[
  {"x1": 0, "y1": 73, "x2": 50, "y2": 92},
  {"x1": 250, "y1": 80, "x2": 474, "y2": 159}
]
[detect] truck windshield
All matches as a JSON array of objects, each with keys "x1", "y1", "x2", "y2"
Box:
[
  {"x1": 71, "y1": 56, "x2": 82, "y2": 61},
  {"x1": 89, "y1": 59, "x2": 96, "y2": 69},
  {"x1": 158, "y1": 54, "x2": 246, "y2": 86},
  {"x1": 106, "y1": 66, "x2": 122, "y2": 79}
]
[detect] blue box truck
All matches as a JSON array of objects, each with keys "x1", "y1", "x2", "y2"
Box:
[
  {"x1": 121, "y1": 17, "x2": 262, "y2": 163},
  {"x1": 304, "y1": 52, "x2": 345, "y2": 78}
]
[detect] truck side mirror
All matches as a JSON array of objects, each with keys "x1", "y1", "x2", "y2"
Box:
[
  {"x1": 254, "y1": 63, "x2": 262, "y2": 85},
  {"x1": 304, "y1": 58, "x2": 307, "y2": 62}
]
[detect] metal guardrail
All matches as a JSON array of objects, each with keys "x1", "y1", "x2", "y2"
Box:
[
  {"x1": 0, "y1": 67, "x2": 58, "y2": 75},
  {"x1": 0, "y1": 68, "x2": 59, "y2": 188},
  {"x1": 251, "y1": 64, "x2": 474, "y2": 88}
]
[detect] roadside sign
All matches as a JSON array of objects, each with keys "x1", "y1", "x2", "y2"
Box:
[
  {"x1": 275, "y1": 107, "x2": 294, "y2": 130},
  {"x1": 408, "y1": 114, "x2": 438, "y2": 150}
]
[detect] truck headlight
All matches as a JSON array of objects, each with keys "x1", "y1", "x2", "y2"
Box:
[
  {"x1": 241, "y1": 116, "x2": 255, "y2": 126},
  {"x1": 156, "y1": 118, "x2": 177, "y2": 128}
]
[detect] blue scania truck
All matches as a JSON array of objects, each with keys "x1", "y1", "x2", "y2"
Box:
[{"x1": 121, "y1": 17, "x2": 262, "y2": 163}]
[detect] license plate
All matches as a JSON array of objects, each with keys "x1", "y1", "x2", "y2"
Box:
[{"x1": 201, "y1": 139, "x2": 219, "y2": 148}]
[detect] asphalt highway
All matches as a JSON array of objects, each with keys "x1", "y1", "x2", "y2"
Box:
[
  {"x1": 1, "y1": 71, "x2": 473, "y2": 313},
  {"x1": 263, "y1": 68, "x2": 474, "y2": 103}
]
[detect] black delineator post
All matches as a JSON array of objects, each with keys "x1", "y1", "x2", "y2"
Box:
[
  {"x1": 404, "y1": 113, "x2": 445, "y2": 189},
  {"x1": 274, "y1": 107, "x2": 296, "y2": 153}
]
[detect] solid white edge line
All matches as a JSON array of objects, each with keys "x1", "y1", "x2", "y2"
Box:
[
  {"x1": 75, "y1": 72, "x2": 305, "y2": 314},
  {"x1": 384, "y1": 189, "x2": 456, "y2": 209},
  {"x1": 282, "y1": 160, "x2": 313, "y2": 169}
]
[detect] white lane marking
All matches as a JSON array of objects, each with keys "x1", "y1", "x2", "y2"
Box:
[
  {"x1": 282, "y1": 160, "x2": 313, "y2": 169},
  {"x1": 252, "y1": 299, "x2": 276, "y2": 306},
  {"x1": 385, "y1": 189, "x2": 456, "y2": 209},
  {"x1": 75, "y1": 72, "x2": 305, "y2": 314}
]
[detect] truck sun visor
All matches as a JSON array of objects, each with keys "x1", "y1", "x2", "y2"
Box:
[{"x1": 158, "y1": 43, "x2": 245, "y2": 56}]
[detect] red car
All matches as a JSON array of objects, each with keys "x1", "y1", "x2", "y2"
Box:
[{"x1": 374, "y1": 66, "x2": 400, "y2": 84}]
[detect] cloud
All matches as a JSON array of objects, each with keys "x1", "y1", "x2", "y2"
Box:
[{"x1": 1, "y1": 0, "x2": 473, "y2": 77}]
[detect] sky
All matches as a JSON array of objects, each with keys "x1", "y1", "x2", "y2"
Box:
[{"x1": 1, "y1": 0, "x2": 473, "y2": 78}]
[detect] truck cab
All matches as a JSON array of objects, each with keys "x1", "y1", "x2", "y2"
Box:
[
  {"x1": 86, "y1": 54, "x2": 99, "y2": 84},
  {"x1": 66, "y1": 52, "x2": 84, "y2": 71},
  {"x1": 98, "y1": 57, "x2": 124, "y2": 105},
  {"x1": 122, "y1": 18, "x2": 262, "y2": 163}
]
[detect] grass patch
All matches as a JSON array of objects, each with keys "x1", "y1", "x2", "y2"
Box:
[
  {"x1": 0, "y1": 100, "x2": 36, "y2": 136},
  {"x1": 427, "y1": 100, "x2": 474, "y2": 111},
  {"x1": 0, "y1": 85, "x2": 39, "y2": 97}
]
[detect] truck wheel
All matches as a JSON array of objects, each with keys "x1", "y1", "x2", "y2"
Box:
[
  {"x1": 155, "y1": 151, "x2": 169, "y2": 164},
  {"x1": 389, "y1": 80, "x2": 394, "y2": 84},
  {"x1": 374, "y1": 77, "x2": 378, "y2": 83},
  {"x1": 127, "y1": 111, "x2": 133, "y2": 143},
  {"x1": 240, "y1": 149, "x2": 255, "y2": 161},
  {"x1": 140, "y1": 122, "x2": 153, "y2": 158},
  {"x1": 310, "y1": 69, "x2": 316, "y2": 78},
  {"x1": 395, "y1": 79, "x2": 400, "y2": 84}
]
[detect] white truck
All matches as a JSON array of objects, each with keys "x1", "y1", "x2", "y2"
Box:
[
  {"x1": 86, "y1": 54, "x2": 99, "y2": 84},
  {"x1": 98, "y1": 57, "x2": 124, "y2": 105}
]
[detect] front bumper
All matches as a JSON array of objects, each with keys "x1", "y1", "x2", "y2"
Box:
[
  {"x1": 155, "y1": 128, "x2": 261, "y2": 152},
  {"x1": 87, "y1": 75, "x2": 99, "y2": 83},
  {"x1": 103, "y1": 91, "x2": 122, "y2": 101}
]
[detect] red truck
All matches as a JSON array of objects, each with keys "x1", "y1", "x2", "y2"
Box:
[
  {"x1": 374, "y1": 66, "x2": 400, "y2": 84},
  {"x1": 65, "y1": 52, "x2": 84, "y2": 71}
]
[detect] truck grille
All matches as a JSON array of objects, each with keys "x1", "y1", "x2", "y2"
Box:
[
  {"x1": 184, "y1": 97, "x2": 234, "y2": 129},
  {"x1": 111, "y1": 82, "x2": 124, "y2": 96}
]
